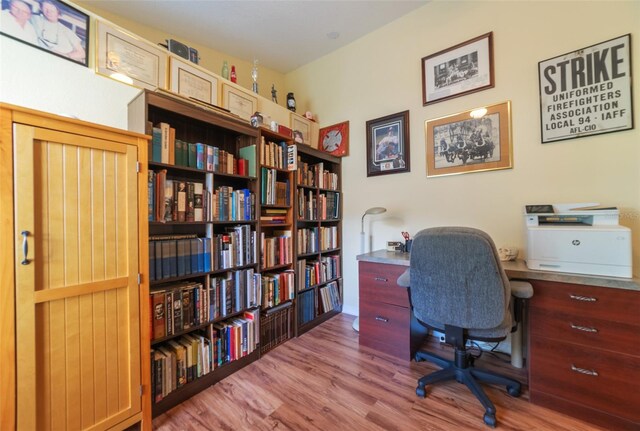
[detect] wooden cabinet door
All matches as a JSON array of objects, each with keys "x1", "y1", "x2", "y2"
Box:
[{"x1": 14, "y1": 124, "x2": 141, "y2": 430}]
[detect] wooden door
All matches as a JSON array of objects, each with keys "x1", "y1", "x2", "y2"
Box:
[{"x1": 14, "y1": 124, "x2": 141, "y2": 430}]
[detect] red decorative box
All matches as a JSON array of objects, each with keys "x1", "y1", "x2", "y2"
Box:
[{"x1": 278, "y1": 125, "x2": 292, "y2": 138}]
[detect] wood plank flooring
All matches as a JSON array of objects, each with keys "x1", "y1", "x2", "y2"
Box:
[{"x1": 153, "y1": 313, "x2": 605, "y2": 430}]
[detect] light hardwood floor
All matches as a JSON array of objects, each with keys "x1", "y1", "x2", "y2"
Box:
[{"x1": 153, "y1": 313, "x2": 604, "y2": 430}]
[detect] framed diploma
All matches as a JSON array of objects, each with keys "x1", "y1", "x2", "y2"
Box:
[
  {"x1": 169, "y1": 57, "x2": 218, "y2": 106},
  {"x1": 96, "y1": 20, "x2": 167, "y2": 90},
  {"x1": 222, "y1": 83, "x2": 257, "y2": 121}
]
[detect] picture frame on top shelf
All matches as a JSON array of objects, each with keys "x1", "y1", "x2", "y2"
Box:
[
  {"x1": 290, "y1": 113, "x2": 311, "y2": 146},
  {"x1": 425, "y1": 101, "x2": 512, "y2": 178},
  {"x1": 421, "y1": 32, "x2": 494, "y2": 105},
  {"x1": 222, "y1": 83, "x2": 258, "y2": 121},
  {"x1": 0, "y1": 0, "x2": 89, "y2": 67},
  {"x1": 319, "y1": 121, "x2": 349, "y2": 157},
  {"x1": 96, "y1": 20, "x2": 167, "y2": 90},
  {"x1": 366, "y1": 112, "x2": 409, "y2": 176},
  {"x1": 169, "y1": 56, "x2": 218, "y2": 106}
]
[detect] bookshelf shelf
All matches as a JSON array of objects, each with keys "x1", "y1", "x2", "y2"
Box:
[{"x1": 129, "y1": 89, "x2": 262, "y2": 419}]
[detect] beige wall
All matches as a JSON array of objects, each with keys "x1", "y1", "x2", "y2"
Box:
[
  {"x1": 286, "y1": 1, "x2": 640, "y2": 314},
  {"x1": 76, "y1": 1, "x2": 287, "y2": 104}
]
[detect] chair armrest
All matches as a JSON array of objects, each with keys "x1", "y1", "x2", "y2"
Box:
[
  {"x1": 510, "y1": 280, "x2": 533, "y2": 299},
  {"x1": 397, "y1": 269, "x2": 410, "y2": 287}
]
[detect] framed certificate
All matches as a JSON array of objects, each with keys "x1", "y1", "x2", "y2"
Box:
[
  {"x1": 169, "y1": 57, "x2": 218, "y2": 105},
  {"x1": 291, "y1": 113, "x2": 311, "y2": 145},
  {"x1": 96, "y1": 20, "x2": 167, "y2": 90},
  {"x1": 222, "y1": 83, "x2": 257, "y2": 121}
]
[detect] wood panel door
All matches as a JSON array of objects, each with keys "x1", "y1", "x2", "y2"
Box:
[{"x1": 14, "y1": 124, "x2": 142, "y2": 430}]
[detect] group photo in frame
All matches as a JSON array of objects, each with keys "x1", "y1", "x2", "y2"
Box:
[
  {"x1": 422, "y1": 32, "x2": 494, "y2": 105},
  {"x1": 366, "y1": 110, "x2": 410, "y2": 176},
  {"x1": 425, "y1": 101, "x2": 512, "y2": 178},
  {"x1": 538, "y1": 34, "x2": 633, "y2": 143},
  {"x1": 96, "y1": 20, "x2": 167, "y2": 90},
  {"x1": 0, "y1": 0, "x2": 89, "y2": 66}
]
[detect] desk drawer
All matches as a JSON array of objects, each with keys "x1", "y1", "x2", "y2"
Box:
[
  {"x1": 359, "y1": 299, "x2": 410, "y2": 359},
  {"x1": 530, "y1": 307, "x2": 640, "y2": 354},
  {"x1": 359, "y1": 261, "x2": 408, "y2": 307},
  {"x1": 530, "y1": 281, "x2": 640, "y2": 326},
  {"x1": 529, "y1": 336, "x2": 640, "y2": 421}
]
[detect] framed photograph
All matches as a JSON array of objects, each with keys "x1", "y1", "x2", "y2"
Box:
[
  {"x1": 366, "y1": 111, "x2": 410, "y2": 176},
  {"x1": 96, "y1": 20, "x2": 167, "y2": 90},
  {"x1": 222, "y1": 83, "x2": 257, "y2": 121},
  {"x1": 538, "y1": 34, "x2": 633, "y2": 143},
  {"x1": 0, "y1": 0, "x2": 89, "y2": 66},
  {"x1": 319, "y1": 121, "x2": 349, "y2": 157},
  {"x1": 425, "y1": 101, "x2": 512, "y2": 178},
  {"x1": 422, "y1": 32, "x2": 494, "y2": 105},
  {"x1": 169, "y1": 56, "x2": 218, "y2": 106},
  {"x1": 291, "y1": 113, "x2": 312, "y2": 146}
]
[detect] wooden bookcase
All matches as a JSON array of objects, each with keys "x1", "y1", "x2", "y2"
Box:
[
  {"x1": 294, "y1": 145, "x2": 343, "y2": 335},
  {"x1": 128, "y1": 90, "x2": 262, "y2": 418},
  {"x1": 257, "y1": 128, "x2": 296, "y2": 353}
]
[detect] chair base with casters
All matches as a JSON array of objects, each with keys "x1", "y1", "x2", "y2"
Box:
[{"x1": 413, "y1": 324, "x2": 521, "y2": 427}]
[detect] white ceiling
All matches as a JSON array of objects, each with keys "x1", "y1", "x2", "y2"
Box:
[{"x1": 85, "y1": 0, "x2": 429, "y2": 73}]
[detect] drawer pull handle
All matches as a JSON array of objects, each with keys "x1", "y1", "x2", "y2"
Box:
[
  {"x1": 569, "y1": 294, "x2": 597, "y2": 302},
  {"x1": 375, "y1": 316, "x2": 389, "y2": 323},
  {"x1": 21, "y1": 230, "x2": 30, "y2": 265},
  {"x1": 374, "y1": 277, "x2": 388, "y2": 282},
  {"x1": 570, "y1": 323, "x2": 598, "y2": 333},
  {"x1": 571, "y1": 364, "x2": 598, "y2": 377}
]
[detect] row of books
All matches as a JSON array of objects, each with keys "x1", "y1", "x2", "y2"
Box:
[
  {"x1": 296, "y1": 161, "x2": 339, "y2": 190},
  {"x1": 259, "y1": 138, "x2": 297, "y2": 171},
  {"x1": 296, "y1": 226, "x2": 338, "y2": 254},
  {"x1": 150, "y1": 269, "x2": 261, "y2": 340},
  {"x1": 261, "y1": 270, "x2": 295, "y2": 309},
  {"x1": 297, "y1": 290, "x2": 316, "y2": 326},
  {"x1": 319, "y1": 281, "x2": 342, "y2": 313},
  {"x1": 151, "y1": 122, "x2": 249, "y2": 175},
  {"x1": 296, "y1": 256, "x2": 341, "y2": 291},
  {"x1": 149, "y1": 228, "x2": 257, "y2": 281},
  {"x1": 151, "y1": 309, "x2": 259, "y2": 403},
  {"x1": 211, "y1": 186, "x2": 255, "y2": 221},
  {"x1": 261, "y1": 231, "x2": 293, "y2": 269},
  {"x1": 296, "y1": 189, "x2": 340, "y2": 220},
  {"x1": 149, "y1": 170, "x2": 204, "y2": 222},
  {"x1": 260, "y1": 167, "x2": 290, "y2": 206}
]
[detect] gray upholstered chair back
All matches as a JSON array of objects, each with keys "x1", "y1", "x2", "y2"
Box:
[{"x1": 409, "y1": 227, "x2": 511, "y2": 330}]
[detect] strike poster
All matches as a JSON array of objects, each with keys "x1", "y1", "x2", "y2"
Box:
[{"x1": 538, "y1": 34, "x2": 633, "y2": 143}]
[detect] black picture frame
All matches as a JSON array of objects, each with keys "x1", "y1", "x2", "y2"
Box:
[
  {"x1": 421, "y1": 32, "x2": 494, "y2": 106},
  {"x1": 0, "y1": 0, "x2": 89, "y2": 67},
  {"x1": 366, "y1": 110, "x2": 410, "y2": 176},
  {"x1": 538, "y1": 34, "x2": 633, "y2": 143}
]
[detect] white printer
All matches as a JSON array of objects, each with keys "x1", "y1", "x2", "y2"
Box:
[{"x1": 524, "y1": 203, "x2": 632, "y2": 278}]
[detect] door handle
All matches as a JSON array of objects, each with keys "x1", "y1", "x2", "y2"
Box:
[{"x1": 21, "y1": 230, "x2": 30, "y2": 265}]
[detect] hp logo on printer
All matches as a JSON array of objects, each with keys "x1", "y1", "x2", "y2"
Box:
[{"x1": 572, "y1": 240, "x2": 581, "y2": 246}]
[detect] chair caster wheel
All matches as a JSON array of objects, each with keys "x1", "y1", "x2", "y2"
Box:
[
  {"x1": 416, "y1": 386, "x2": 426, "y2": 398},
  {"x1": 483, "y1": 413, "x2": 496, "y2": 427},
  {"x1": 507, "y1": 385, "x2": 521, "y2": 397}
]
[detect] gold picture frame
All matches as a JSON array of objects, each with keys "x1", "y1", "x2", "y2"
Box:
[
  {"x1": 95, "y1": 20, "x2": 167, "y2": 90},
  {"x1": 169, "y1": 57, "x2": 218, "y2": 106},
  {"x1": 425, "y1": 101, "x2": 512, "y2": 178},
  {"x1": 221, "y1": 83, "x2": 257, "y2": 121},
  {"x1": 290, "y1": 113, "x2": 311, "y2": 145}
]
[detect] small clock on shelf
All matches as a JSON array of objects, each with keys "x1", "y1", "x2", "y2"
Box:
[{"x1": 319, "y1": 121, "x2": 349, "y2": 157}]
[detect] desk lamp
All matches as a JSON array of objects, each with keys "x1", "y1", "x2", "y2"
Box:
[{"x1": 354, "y1": 206, "x2": 387, "y2": 332}]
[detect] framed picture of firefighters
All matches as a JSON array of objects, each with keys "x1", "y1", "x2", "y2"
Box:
[
  {"x1": 425, "y1": 101, "x2": 512, "y2": 178},
  {"x1": 422, "y1": 32, "x2": 494, "y2": 105},
  {"x1": 366, "y1": 110, "x2": 410, "y2": 176}
]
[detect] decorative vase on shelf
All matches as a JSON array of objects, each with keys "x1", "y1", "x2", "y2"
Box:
[{"x1": 221, "y1": 60, "x2": 229, "y2": 80}]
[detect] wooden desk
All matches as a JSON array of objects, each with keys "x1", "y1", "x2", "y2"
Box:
[{"x1": 357, "y1": 250, "x2": 640, "y2": 430}]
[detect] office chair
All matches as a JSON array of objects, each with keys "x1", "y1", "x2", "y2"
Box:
[{"x1": 397, "y1": 227, "x2": 525, "y2": 427}]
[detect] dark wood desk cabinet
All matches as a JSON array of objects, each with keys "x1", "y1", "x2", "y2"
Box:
[
  {"x1": 358, "y1": 261, "x2": 426, "y2": 360},
  {"x1": 528, "y1": 280, "x2": 640, "y2": 430}
]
